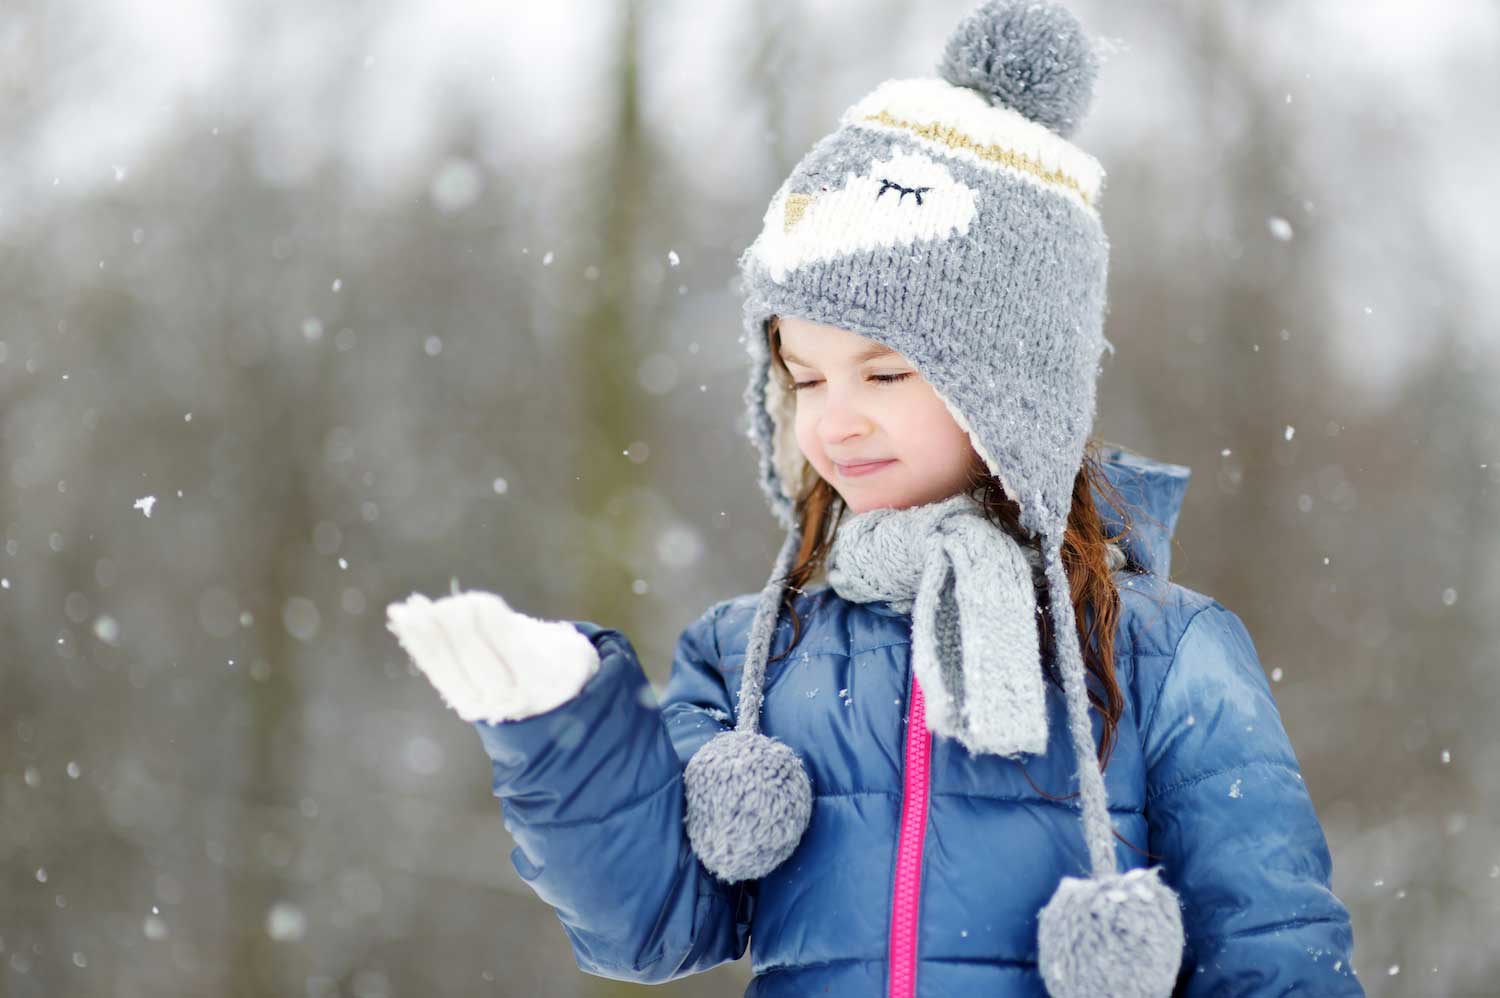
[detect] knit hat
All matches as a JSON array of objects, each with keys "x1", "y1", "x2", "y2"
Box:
[{"x1": 680, "y1": 2, "x2": 1184, "y2": 995}]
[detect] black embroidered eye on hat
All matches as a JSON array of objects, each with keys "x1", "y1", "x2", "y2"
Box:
[{"x1": 679, "y1": 3, "x2": 1186, "y2": 996}]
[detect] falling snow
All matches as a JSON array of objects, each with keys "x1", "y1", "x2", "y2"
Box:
[
  {"x1": 265, "y1": 902, "x2": 307, "y2": 942},
  {"x1": 3, "y1": 8, "x2": 1486, "y2": 991}
]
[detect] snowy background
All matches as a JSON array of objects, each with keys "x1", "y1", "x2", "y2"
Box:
[{"x1": 2, "y1": 0, "x2": 1498, "y2": 995}]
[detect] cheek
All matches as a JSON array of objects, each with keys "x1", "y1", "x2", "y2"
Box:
[
  {"x1": 900, "y1": 396, "x2": 972, "y2": 466},
  {"x1": 793, "y1": 404, "x2": 822, "y2": 461}
]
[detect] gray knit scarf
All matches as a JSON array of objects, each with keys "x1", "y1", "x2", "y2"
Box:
[{"x1": 825, "y1": 492, "x2": 1049, "y2": 759}]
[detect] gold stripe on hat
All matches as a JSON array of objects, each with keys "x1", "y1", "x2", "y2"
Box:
[{"x1": 860, "y1": 110, "x2": 1092, "y2": 207}]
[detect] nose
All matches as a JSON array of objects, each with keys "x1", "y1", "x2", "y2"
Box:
[
  {"x1": 816, "y1": 385, "x2": 874, "y2": 448},
  {"x1": 783, "y1": 193, "x2": 816, "y2": 233}
]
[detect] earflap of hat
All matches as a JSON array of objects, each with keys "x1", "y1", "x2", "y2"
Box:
[
  {"x1": 762, "y1": 357, "x2": 814, "y2": 512},
  {"x1": 741, "y1": 309, "x2": 800, "y2": 532},
  {"x1": 931, "y1": 388, "x2": 1021, "y2": 509}
]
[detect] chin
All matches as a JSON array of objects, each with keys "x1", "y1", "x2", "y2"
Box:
[{"x1": 837, "y1": 490, "x2": 906, "y2": 515}]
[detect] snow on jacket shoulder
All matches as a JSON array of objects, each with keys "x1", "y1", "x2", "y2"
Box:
[{"x1": 471, "y1": 448, "x2": 1365, "y2": 996}]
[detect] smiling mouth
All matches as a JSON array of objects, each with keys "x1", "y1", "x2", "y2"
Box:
[{"x1": 835, "y1": 459, "x2": 897, "y2": 477}]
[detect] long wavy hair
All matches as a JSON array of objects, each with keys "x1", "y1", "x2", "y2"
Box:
[{"x1": 761, "y1": 314, "x2": 1150, "y2": 787}]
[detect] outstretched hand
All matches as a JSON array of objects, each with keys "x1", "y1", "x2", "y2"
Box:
[{"x1": 385, "y1": 585, "x2": 600, "y2": 724}]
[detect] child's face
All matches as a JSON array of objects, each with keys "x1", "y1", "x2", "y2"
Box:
[{"x1": 778, "y1": 315, "x2": 975, "y2": 514}]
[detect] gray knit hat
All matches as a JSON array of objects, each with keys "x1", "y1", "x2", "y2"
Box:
[{"x1": 681, "y1": 3, "x2": 1184, "y2": 995}]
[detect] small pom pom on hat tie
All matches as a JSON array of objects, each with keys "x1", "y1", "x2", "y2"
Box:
[
  {"x1": 681, "y1": 525, "x2": 815, "y2": 884},
  {"x1": 683, "y1": 729, "x2": 813, "y2": 883},
  {"x1": 1033, "y1": 536, "x2": 1186, "y2": 997},
  {"x1": 1038, "y1": 867, "x2": 1186, "y2": 998}
]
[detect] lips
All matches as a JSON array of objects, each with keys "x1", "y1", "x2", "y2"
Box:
[{"x1": 834, "y1": 458, "x2": 897, "y2": 477}]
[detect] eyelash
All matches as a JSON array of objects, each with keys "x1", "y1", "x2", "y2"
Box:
[
  {"x1": 789, "y1": 372, "x2": 913, "y2": 392},
  {"x1": 876, "y1": 179, "x2": 933, "y2": 205}
]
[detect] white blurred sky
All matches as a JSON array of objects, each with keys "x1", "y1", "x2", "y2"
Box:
[
  {"x1": 16, "y1": 0, "x2": 1491, "y2": 198},
  {"x1": 4, "y1": 0, "x2": 1497, "y2": 396}
]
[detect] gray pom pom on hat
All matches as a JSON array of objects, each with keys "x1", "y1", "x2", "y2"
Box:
[{"x1": 938, "y1": 0, "x2": 1099, "y2": 138}]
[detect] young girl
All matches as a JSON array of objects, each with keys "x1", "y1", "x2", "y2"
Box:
[{"x1": 385, "y1": 2, "x2": 1364, "y2": 995}]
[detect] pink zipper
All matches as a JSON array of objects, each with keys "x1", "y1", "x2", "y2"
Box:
[{"x1": 888, "y1": 672, "x2": 931, "y2": 998}]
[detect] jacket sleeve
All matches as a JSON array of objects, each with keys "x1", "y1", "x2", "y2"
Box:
[
  {"x1": 1140, "y1": 601, "x2": 1365, "y2": 997},
  {"x1": 471, "y1": 599, "x2": 753, "y2": 984}
]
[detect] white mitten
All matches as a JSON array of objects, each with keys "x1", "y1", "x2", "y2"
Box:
[{"x1": 385, "y1": 585, "x2": 600, "y2": 724}]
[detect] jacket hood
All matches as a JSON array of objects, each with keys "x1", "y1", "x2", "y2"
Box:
[{"x1": 1093, "y1": 442, "x2": 1191, "y2": 578}]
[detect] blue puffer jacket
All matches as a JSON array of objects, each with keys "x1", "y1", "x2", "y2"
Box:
[{"x1": 473, "y1": 449, "x2": 1365, "y2": 996}]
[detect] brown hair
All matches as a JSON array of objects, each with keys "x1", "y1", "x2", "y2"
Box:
[{"x1": 761, "y1": 314, "x2": 1150, "y2": 793}]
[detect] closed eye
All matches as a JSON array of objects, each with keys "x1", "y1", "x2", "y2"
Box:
[
  {"x1": 790, "y1": 372, "x2": 913, "y2": 392},
  {"x1": 876, "y1": 179, "x2": 933, "y2": 206}
]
